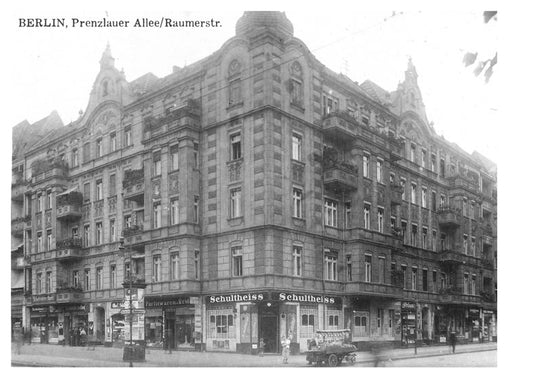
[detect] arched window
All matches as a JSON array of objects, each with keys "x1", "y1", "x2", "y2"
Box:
[
  {"x1": 102, "y1": 81, "x2": 109, "y2": 97},
  {"x1": 228, "y1": 60, "x2": 242, "y2": 107},
  {"x1": 289, "y1": 62, "x2": 303, "y2": 107}
]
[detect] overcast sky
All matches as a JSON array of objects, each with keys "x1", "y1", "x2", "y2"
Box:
[{"x1": 4, "y1": 2, "x2": 498, "y2": 162}]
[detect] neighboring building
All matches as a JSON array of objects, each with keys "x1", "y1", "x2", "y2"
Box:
[{"x1": 11, "y1": 12, "x2": 497, "y2": 352}]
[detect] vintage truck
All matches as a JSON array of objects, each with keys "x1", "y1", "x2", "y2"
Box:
[{"x1": 305, "y1": 329, "x2": 357, "y2": 367}]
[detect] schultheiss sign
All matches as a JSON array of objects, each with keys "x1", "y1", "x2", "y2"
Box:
[
  {"x1": 209, "y1": 293, "x2": 265, "y2": 303},
  {"x1": 277, "y1": 292, "x2": 338, "y2": 304}
]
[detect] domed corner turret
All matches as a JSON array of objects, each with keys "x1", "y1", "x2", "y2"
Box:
[{"x1": 235, "y1": 11, "x2": 294, "y2": 39}]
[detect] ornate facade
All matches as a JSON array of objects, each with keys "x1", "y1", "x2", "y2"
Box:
[{"x1": 11, "y1": 12, "x2": 497, "y2": 352}]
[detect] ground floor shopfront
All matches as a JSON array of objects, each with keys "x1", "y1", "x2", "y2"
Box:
[{"x1": 24, "y1": 293, "x2": 497, "y2": 352}]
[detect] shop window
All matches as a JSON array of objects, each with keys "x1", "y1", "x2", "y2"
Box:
[
  {"x1": 326, "y1": 306, "x2": 342, "y2": 330},
  {"x1": 208, "y1": 308, "x2": 235, "y2": 340}
]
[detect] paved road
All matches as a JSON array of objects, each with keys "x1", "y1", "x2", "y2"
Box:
[
  {"x1": 388, "y1": 350, "x2": 497, "y2": 367},
  {"x1": 11, "y1": 342, "x2": 497, "y2": 367}
]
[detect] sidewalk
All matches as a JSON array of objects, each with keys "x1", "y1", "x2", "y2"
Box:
[{"x1": 11, "y1": 342, "x2": 497, "y2": 367}]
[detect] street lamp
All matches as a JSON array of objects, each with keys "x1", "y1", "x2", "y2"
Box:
[{"x1": 119, "y1": 236, "x2": 134, "y2": 368}]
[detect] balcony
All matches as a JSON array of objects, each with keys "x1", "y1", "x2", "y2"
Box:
[
  {"x1": 56, "y1": 284, "x2": 84, "y2": 304},
  {"x1": 12, "y1": 256, "x2": 30, "y2": 270},
  {"x1": 30, "y1": 158, "x2": 68, "y2": 185},
  {"x1": 123, "y1": 169, "x2": 145, "y2": 203},
  {"x1": 481, "y1": 258, "x2": 495, "y2": 270},
  {"x1": 55, "y1": 237, "x2": 84, "y2": 261},
  {"x1": 122, "y1": 274, "x2": 147, "y2": 289},
  {"x1": 142, "y1": 99, "x2": 201, "y2": 141},
  {"x1": 345, "y1": 281, "x2": 403, "y2": 299},
  {"x1": 448, "y1": 174, "x2": 479, "y2": 194},
  {"x1": 56, "y1": 190, "x2": 83, "y2": 221},
  {"x1": 480, "y1": 291, "x2": 496, "y2": 303},
  {"x1": 439, "y1": 249, "x2": 481, "y2": 267},
  {"x1": 436, "y1": 206, "x2": 461, "y2": 229},
  {"x1": 323, "y1": 163, "x2": 358, "y2": 193},
  {"x1": 390, "y1": 184, "x2": 403, "y2": 205},
  {"x1": 11, "y1": 180, "x2": 26, "y2": 202},
  {"x1": 11, "y1": 216, "x2": 27, "y2": 237},
  {"x1": 482, "y1": 234, "x2": 493, "y2": 246},
  {"x1": 32, "y1": 293, "x2": 57, "y2": 304},
  {"x1": 123, "y1": 224, "x2": 144, "y2": 238},
  {"x1": 322, "y1": 111, "x2": 360, "y2": 142}
]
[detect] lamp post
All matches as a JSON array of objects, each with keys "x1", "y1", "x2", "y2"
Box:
[{"x1": 119, "y1": 236, "x2": 134, "y2": 368}]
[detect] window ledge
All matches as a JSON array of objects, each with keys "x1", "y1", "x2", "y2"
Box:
[
  {"x1": 226, "y1": 102, "x2": 244, "y2": 111},
  {"x1": 227, "y1": 217, "x2": 244, "y2": 227}
]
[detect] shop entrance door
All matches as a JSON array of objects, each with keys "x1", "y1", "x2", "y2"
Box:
[
  {"x1": 176, "y1": 315, "x2": 194, "y2": 347},
  {"x1": 260, "y1": 315, "x2": 278, "y2": 353}
]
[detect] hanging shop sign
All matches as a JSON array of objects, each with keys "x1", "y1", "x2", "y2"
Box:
[
  {"x1": 111, "y1": 301, "x2": 125, "y2": 309},
  {"x1": 469, "y1": 309, "x2": 481, "y2": 316},
  {"x1": 145, "y1": 296, "x2": 191, "y2": 308},
  {"x1": 401, "y1": 301, "x2": 416, "y2": 310},
  {"x1": 484, "y1": 310, "x2": 494, "y2": 315}
]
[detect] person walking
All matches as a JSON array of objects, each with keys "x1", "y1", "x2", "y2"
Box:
[
  {"x1": 450, "y1": 331, "x2": 457, "y2": 354},
  {"x1": 281, "y1": 336, "x2": 290, "y2": 364},
  {"x1": 258, "y1": 338, "x2": 265, "y2": 357}
]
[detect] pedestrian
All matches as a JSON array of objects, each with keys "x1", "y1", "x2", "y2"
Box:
[
  {"x1": 258, "y1": 338, "x2": 265, "y2": 357},
  {"x1": 281, "y1": 336, "x2": 290, "y2": 364},
  {"x1": 450, "y1": 332, "x2": 457, "y2": 354},
  {"x1": 168, "y1": 328, "x2": 173, "y2": 354}
]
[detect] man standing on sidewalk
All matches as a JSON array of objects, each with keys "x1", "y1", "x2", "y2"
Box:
[{"x1": 450, "y1": 332, "x2": 457, "y2": 353}]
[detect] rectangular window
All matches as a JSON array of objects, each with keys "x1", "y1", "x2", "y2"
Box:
[
  {"x1": 170, "y1": 198, "x2": 179, "y2": 225},
  {"x1": 377, "y1": 308, "x2": 384, "y2": 333},
  {"x1": 301, "y1": 307, "x2": 318, "y2": 339},
  {"x1": 153, "y1": 255, "x2": 161, "y2": 282},
  {"x1": 324, "y1": 252, "x2": 338, "y2": 281},
  {"x1": 153, "y1": 151, "x2": 162, "y2": 176},
  {"x1": 411, "y1": 224, "x2": 418, "y2": 247},
  {"x1": 230, "y1": 187, "x2": 242, "y2": 219},
  {"x1": 36, "y1": 272, "x2": 42, "y2": 294},
  {"x1": 432, "y1": 270, "x2": 437, "y2": 293},
  {"x1": 440, "y1": 272, "x2": 447, "y2": 290},
  {"x1": 411, "y1": 267, "x2": 418, "y2": 290},
  {"x1": 95, "y1": 222, "x2": 103, "y2": 245},
  {"x1": 37, "y1": 194, "x2": 44, "y2": 212},
  {"x1": 170, "y1": 144, "x2": 179, "y2": 171},
  {"x1": 124, "y1": 126, "x2": 132, "y2": 146},
  {"x1": 290, "y1": 79, "x2": 303, "y2": 106},
  {"x1": 346, "y1": 255, "x2": 353, "y2": 281},
  {"x1": 431, "y1": 191, "x2": 437, "y2": 211},
  {"x1": 96, "y1": 267, "x2": 103, "y2": 290},
  {"x1": 401, "y1": 265, "x2": 408, "y2": 289},
  {"x1": 110, "y1": 132, "x2": 117, "y2": 152},
  {"x1": 193, "y1": 196, "x2": 199, "y2": 223},
  {"x1": 378, "y1": 257, "x2": 386, "y2": 283},
  {"x1": 229, "y1": 80, "x2": 242, "y2": 105},
  {"x1": 110, "y1": 265, "x2": 116, "y2": 289},
  {"x1": 292, "y1": 134, "x2": 302, "y2": 161},
  {"x1": 230, "y1": 133, "x2": 242, "y2": 160},
  {"x1": 83, "y1": 225, "x2": 90, "y2": 247},
  {"x1": 471, "y1": 237, "x2": 476, "y2": 256},
  {"x1": 401, "y1": 220, "x2": 408, "y2": 244},
  {"x1": 471, "y1": 275, "x2": 476, "y2": 295},
  {"x1": 345, "y1": 202, "x2": 352, "y2": 228},
  {"x1": 194, "y1": 250, "x2": 200, "y2": 280},
  {"x1": 376, "y1": 159, "x2": 383, "y2": 183},
  {"x1": 109, "y1": 174, "x2": 116, "y2": 196},
  {"x1": 440, "y1": 194, "x2": 446, "y2": 208},
  {"x1": 463, "y1": 198, "x2": 468, "y2": 217},
  {"x1": 463, "y1": 234, "x2": 468, "y2": 254},
  {"x1": 96, "y1": 179, "x2": 103, "y2": 200},
  {"x1": 421, "y1": 149, "x2": 427, "y2": 169},
  {"x1": 324, "y1": 199, "x2": 338, "y2": 227},
  {"x1": 421, "y1": 187, "x2": 427, "y2": 208},
  {"x1": 364, "y1": 255, "x2": 372, "y2": 282},
  {"x1": 46, "y1": 271, "x2": 52, "y2": 293},
  {"x1": 46, "y1": 230, "x2": 52, "y2": 251},
  {"x1": 440, "y1": 233, "x2": 447, "y2": 251},
  {"x1": 124, "y1": 215, "x2": 132, "y2": 229},
  {"x1": 73, "y1": 270, "x2": 80, "y2": 288},
  {"x1": 109, "y1": 219, "x2": 116, "y2": 242},
  {"x1": 232, "y1": 246, "x2": 243, "y2": 277},
  {"x1": 464, "y1": 273, "x2": 469, "y2": 295},
  {"x1": 377, "y1": 207, "x2": 384, "y2": 233},
  {"x1": 363, "y1": 203, "x2": 371, "y2": 230},
  {"x1": 400, "y1": 178, "x2": 406, "y2": 200},
  {"x1": 153, "y1": 202, "x2": 161, "y2": 228},
  {"x1": 432, "y1": 229, "x2": 437, "y2": 252},
  {"x1": 171, "y1": 253, "x2": 179, "y2": 280},
  {"x1": 440, "y1": 158, "x2": 445, "y2": 177},
  {"x1": 72, "y1": 149, "x2": 79, "y2": 167},
  {"x1": 363, "y1": 154, "x2": 370, "y2": 178},
  {"x1": 293, "y1": 245, "x2": 302, "y2": 277},
  {"x1": 411, "y1": 183, "x2": 417, "y2": 204},
  {"x1": 83, "y1": 182, "x2": 91, "y2": 202},
  {"x1": 292, "y1": 188, "x2": 303, "y2": 218},
  {"x1": 422, "y1": 227, "x2": 428, "y2": 249},
  {"x1": 353, "y1": 312, "x2": 369, "y2": 337},
  {"x1": 46, "y1": 190, "x2": 53, "y2": 209},
  {"x1": 96, "y1": 138, "x2": 103, "y2": 158},
  {"x1": 390, "y1": 216, "x2": 396, "y2": 231},
  {"x1": 422, "y1": 269, "x2": 428, "y2": 291},
  {"x1": 431, "y1": 154, "x2": 436, "y2": 172},
  {"x1": 84, "y1": 269, "x2": 91, "y2": 290},
  {"x1": 410, "y1": 143, "x2": 416, "y2": 162}
]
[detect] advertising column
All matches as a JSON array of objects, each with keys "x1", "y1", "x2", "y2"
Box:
[{"x1": 401, "y1": 301, "x2": 417, "y2": 346}]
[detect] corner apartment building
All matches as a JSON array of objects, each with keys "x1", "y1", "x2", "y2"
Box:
[{"x1": 11, "y1": 11, "x2": 497, "y2": 353}]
